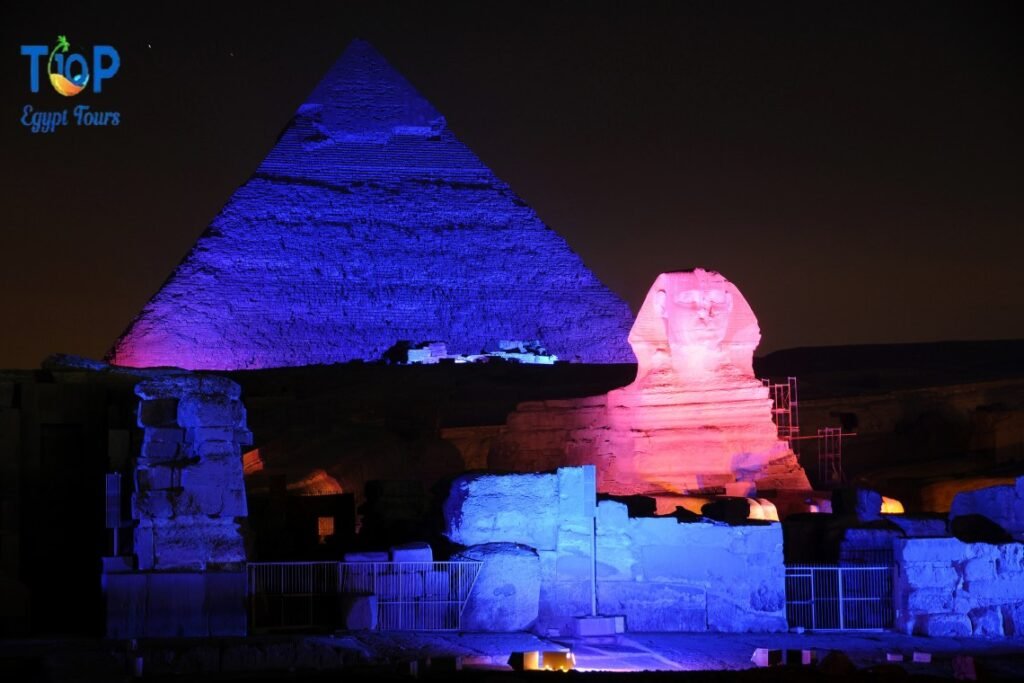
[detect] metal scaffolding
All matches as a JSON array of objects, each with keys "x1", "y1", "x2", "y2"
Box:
[
  {"x1": 818, "y1": 426, "x2": 844, "y2": 485},
  {"x1": 763, "y1": 376, "x2": 801, "y2": 453}
]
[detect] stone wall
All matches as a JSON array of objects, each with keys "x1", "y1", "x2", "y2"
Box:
[
  {"x1": 444, "y1": 467, "x2": 786, "y2": 633},
  {"x1": 950, "y1": 477, "x2": 1024, "y2": 541},
  {"x1": 132, "y1": 375, "x2": 251, "y2": 571},
  {"x1": 105, "y1": 373, "x2": 252, "y2": 637},
  {"x1": 894, "y1": 537, "x2": 1024, "y2": 638}
]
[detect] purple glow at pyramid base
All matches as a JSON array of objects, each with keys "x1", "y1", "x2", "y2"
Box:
[{"x1": 108, "y1": 41, "x2": 634, "y2": 370}]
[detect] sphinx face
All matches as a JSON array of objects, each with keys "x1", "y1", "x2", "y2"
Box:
[{"x1": 660, "y1": 284, "x2": 733, "y2": 351}]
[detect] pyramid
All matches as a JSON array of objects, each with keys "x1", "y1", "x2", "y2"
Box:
[{"x1": 109, "y1": 40, "x2": 635, "y2": 370}]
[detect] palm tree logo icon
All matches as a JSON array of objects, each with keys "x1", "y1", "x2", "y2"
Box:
[{"x1": 48, "y1": 35, "x2": 90, "y2": 96}]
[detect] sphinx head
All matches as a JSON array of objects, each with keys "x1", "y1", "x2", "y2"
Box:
[
  {"x1": 629, "y1": 269, "x2": 761, "y2": 382},
  {"x1": 655, "y1": 272, "x2": 734, "y2": 350}
]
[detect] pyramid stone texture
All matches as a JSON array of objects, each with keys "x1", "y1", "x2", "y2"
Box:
[{"x1": 109, "y1": 40, "x2": 634, "y2": 370}]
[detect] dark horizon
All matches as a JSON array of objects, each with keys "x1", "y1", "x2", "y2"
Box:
[{"x1": 2, "y1": 1, "x2": 1021, "y2": 369}]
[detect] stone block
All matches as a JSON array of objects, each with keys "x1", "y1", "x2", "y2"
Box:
[
  {"x1": 134, "y1": 524, "x2": 155, "y2": 570},
  {"x1": 573, "y1": 615, "x2": 624, "y2": 636},
  {"x1": 598, "y1": 582, "x2": 706, "y2": 631},
  {"x1": 342, "y1": 594, "x2": 378, "y2": 630},
  {"x1": 748, "y1": 581, "x2": 785, "y2": 613},
  {"x1": 178, "y1": 395, "x2": 244, "y2": 427},
  {"x1": 443, "y1": 472, "x2": 558, "y2": 549},
  {"x1": 1005, "y1": 602, "x2": 1024, "y2": 636},
  {"x1": 344, "y1": 551, "x2": 388, "y2": 562},
  {"x1": 102, "y1": 556, "x2": 134, "y2": 573},
  {"x1": 390, "y1": 542, "x2": 432, "y2": 563},
  {"x1": 375, "y1": 571, "x2": 423, "y2": 600},
  {"x1": 962, "y1": 576, "x2": 1024, "y2": 605},
  {"x1": 902, "y1": 562, "x2": 960, "y2": 588},
  {"x1": 964, "y1": 558, "x2": 997, "y2": 582},
  {"x1": 556, "y1": 526, "x2": 592, "y2": 557},
  {"x1": 423, "y1": 570, "x2": 450, "y2": 597},
  {"x1": 555, "y1": 554, "x2": 593, "y2": 581},
  {"x1": 185, "y1": 486, "x2": 229, "y2": 516},
  {"x1": 136, "y1": 465, "x2": 180, "y2": 491},
  {"x1": 967, "y1": 542, "x2": 1002, "y2": 561},
  {"x1": 234, "y1": 428, "x2": 254, "y2": 446},
  {"x1": 193, "y1": 440, "x2": 240, "y2": 459},
  {"x1": 147, "y1": 427, "x2": 184, "y2": 443},
  {"x1": 135, "y1": 375, "x2": 242, "y2": 401},
  {"x1": 951, "y1": 483, "x2": 1024, "y2": 540},
  {"x1": 897, "y1": 538, "x2": 968, "y2": 563},
  {"x1": 181, "y1": 454, "x2": 244, "y2": 488},
  {"x1": 907, "y1": 587, "x2": 955, "y2": 613},
  {"x1": 885, "y1": 515, "x2": 948, "y2": 538},
  {"x1": 452, "y1": 543, "x2": 539, "y2": 631},
  {"x1": 185, "y1": 426, "x2": 235, "y2": 443},
  {"x1": 641, "y1": 545, "x2": 738, "y2": 582},
  {"x1": 220, "y1": 488, "x2": 248, "y2": 517},
  {"x1": 969, "y1": 606, "x2": 1004, "y2": 637},
  {"x1": 994, "y1": 544, "x2": 1024, "y2": 574},
  {"x1": 595, "y1": 539, "x2": 635, "y2": 581},
  {"x1": 138, "y1": 398, "x2": 179, "y2": 427},
  {"x1": 140, "y1": 439, "x2": 180, "y2": 461},
  {"x1": 538, "y1": 579, "x2": 590, "y2": 622},
  {"x1": 840, "y1": 528, "x2": 902, "y2": 556},
  {"x1": 707, "y1": 592, "x2": 787, "y2": 632},
  {"x1": 150, "y1": 519, "x2": 246, "y2": 570},
  {"x1": 557, "y1": 466, "x2": 595, "y2": 520},
  {"x1": 132, "y1": 491, "x2": 175, "y2": 519},
  {"x1": 921, "y1": 613, "x2": 972, "y2": 637},
  {"x1": 597, "y1": 500, "x2": 629, "y2": 529}
]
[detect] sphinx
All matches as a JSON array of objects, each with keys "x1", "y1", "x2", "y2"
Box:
[{"x1": 491, "y1": 269, "x2": 810, "y2": 502}]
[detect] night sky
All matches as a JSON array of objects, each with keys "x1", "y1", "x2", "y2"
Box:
[{"x1": 2, "y1": 1, "x2": 1021, "y2": 369}]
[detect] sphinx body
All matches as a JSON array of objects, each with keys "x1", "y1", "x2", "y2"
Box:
[{"x1": 491, "y1": 270, "x2": 810, "y2": 497}]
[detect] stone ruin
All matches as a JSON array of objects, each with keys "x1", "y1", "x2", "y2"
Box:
[
  {"x1": 105, "y1": 373, "x2": 252, "y2": 637},
  {"x1": 493, "y1": 270, "x2": 810, "y2": 505},
  {"x1": 443, "y1": 466, "x2": 787, "y2": 633},
  {"x1": 403, "y1": 339, "x2": 558, "y2": 365},
  {"x1": 106, "y1": 40, "x2": 633, "y2": 370}
]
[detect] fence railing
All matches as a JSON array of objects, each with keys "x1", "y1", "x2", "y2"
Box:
[
  {"x1": 247, "y1": 561, "x2": 481, "y2": 633},
  {"x1": 785, "y1": 564, "x2": 894, "y2": 631}
]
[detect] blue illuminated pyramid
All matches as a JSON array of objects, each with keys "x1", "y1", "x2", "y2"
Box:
[{"x1": 109, "y1": 40, "x2": 635, "y2": 369}]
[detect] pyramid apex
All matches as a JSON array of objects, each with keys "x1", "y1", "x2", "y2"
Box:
[{"x1": 298, "y1": 38, "x2": 445, "y2": 141}]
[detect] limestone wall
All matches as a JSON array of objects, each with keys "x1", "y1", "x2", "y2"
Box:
[
  {"x1": 444, "y1": 467, "x2": 786, "y2": 633},
  {"x1": 105, "y1": 373, "x2": 252, "y2": 638},
  {"x1": 894, "y1": 537, "x2": 1024, "y2": 637},
  {"x1": 133, "y1": 375, "x2": 251, "y2": 571}
]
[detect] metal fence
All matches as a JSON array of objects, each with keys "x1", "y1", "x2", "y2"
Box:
[
  {"x1": 247, "y1": 561, "x2": 481, "y2": 632},
  {"x1": 785, "y1": 564, "x2": 894, "y2": 631}
]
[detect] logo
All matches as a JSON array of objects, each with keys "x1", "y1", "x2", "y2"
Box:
[
  {"x1": 19, "y1": 35, "x2": 122, "y2": 133},
  {"x1": 22, "y1": 35, "x2": 120, "y2": 96}
]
